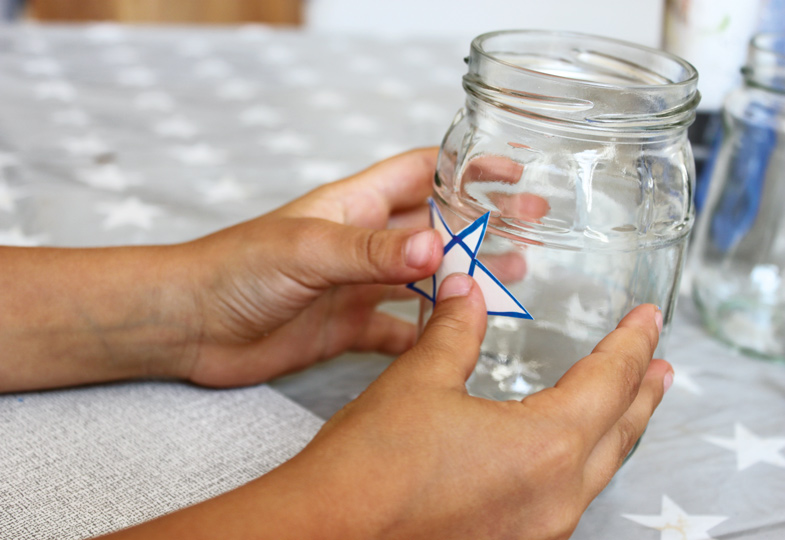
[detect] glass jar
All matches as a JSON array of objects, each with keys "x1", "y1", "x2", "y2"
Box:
[
  {"x1": 422, "y1": 30, "x2": 699, "y2": 401},
  {"x1": 690, "y1": 33, "x2": 785, "y2": 361}
]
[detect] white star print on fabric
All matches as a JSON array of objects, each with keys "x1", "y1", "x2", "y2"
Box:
[
  {"x1": 216, "y1": 79, "x2": 256, "y2": 101},
  {"x1": 171, "y1": 143, "x2": 226, "y2": 166},
  {"x1": 408, "y1": 199, "x2": 532, "y2": 319},
  {"x1": 177, "y1": 38, "x2": 211, "y2": 58},
  {"x1": 338, "y1": 114, "x2": 379, "y2": 134},
  {"x1": 102, "y1": 46, "x2": 139, "y2": 65},
  {"x1": 377, "y1": 78, "x2": 414, "y2": 99},
  {"x1": 116, "y1": 66, "x2": 156, "y2": 87},
  {"x1": 237, "y1": 25, "x2": 274, "y2": 42},
  {"x1": 34, "y1": 80, "x2": 75, "y2": 101},
  {"x1": 84, "y1": 24, "x2": 126, "y2": 44},
  {"x1": 261, "y1": 131, "x2": 311, "y2": 155},
  {"x1": 79, "y1": 164, "x2": 141, "y2": 192},
  {"x1": 0, "y1": 179, "x2": 24, "y2": 212},
  {"x1": 297, "y1": 160, "x2": 349, "y2": 185},
  {"x1": 52, "y1": 108, "x2": 91, "y2": 127},
  {"x1": 15, "y1": 37, "x2": 49, "y2": 54},
  {"x1": 194, "y1": 58, "x2": 232, "y2": 79},
  {"x1": 408, "y1": 102, "x2": 449, "y2": 123},
  {"x1": 201, "y1": 175, "x2": 246, "y2": 204},
  {"x1": 372, "y1": 143, "x2": 408, "y2": 160},
  {"x1": 703, "y1": 423, "x2": 785, "y2": 471},
  {"x1": 623, "y1": 495, "x2": 727, "y2": 540},
  {"x1": 309, "y1": 90, "x2": 346, "y2": 110},
  {"x1": 154, "y1": 117, "x2": 199, "y2": 139},
  {"x1": 0, "y1": 152, "x2": 19, "y2": 170},
  {"x1": 0, "y1": 227, "x2": 48, "y2": 246},
  {"x1": 280, "y1": 67, "x2": 319, "y2": 87},
  {"x1": 348, "y1": 55, "x2": 382, "y2": 73},
  {"x1": 261, "y1": 45, "x2": 295, "y2": 64},
  {"x1": 134, "y1": 91, "x2": 175, "y2": 112},
  {"x1": 671, "y1": 365, "x2": 704, "y2": 395},
  {"x1": 96, "y1": 197, "x2": 162, "y2": 230},
  {"x1": 429, "y1": 65, "x2": 462, "y2": 86},
  {"x1": 62, "y1": 135, "x2": 111, "y2": 157},
  {"x1": 239, "y1": 105, "x2": 283, "y2": 127},
  {"x1": 532, "y1": 293, "x2": 607, "y2": 341},
  {"x1": 22, "y1": 58, "x2": 62, "y2": 76},
  {"x1": 401, "y1": 46, "x2": 433, "y2": 66}
]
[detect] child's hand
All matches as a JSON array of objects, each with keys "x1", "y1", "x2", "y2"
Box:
[
  {"x1": 179, "y1": 148, "x2": 444, "y2": 387},
  {"x1": 274, "y1": 278, "x2": 671, "y2": 540},
  {"x1": 111, "y1": 276, "x2": 671, "y2": 540}
]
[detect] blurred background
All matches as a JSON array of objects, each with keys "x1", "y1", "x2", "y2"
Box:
[{"x1": 2, "y1": 0, "x2": 781, "y2": 175}]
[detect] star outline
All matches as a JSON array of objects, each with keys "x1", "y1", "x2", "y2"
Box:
[{"x1": 407, "y1": 198, "x2": 532, "y2": 320}]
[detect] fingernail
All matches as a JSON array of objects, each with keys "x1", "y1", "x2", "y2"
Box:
[
  {"x1": 663, "y1": 370, "x2": 674, "y2": 393},
  {"x1": 438, "y1": 273, "x2": 472, "y2": 300},
  {"x1": 405, "y1": 230, "x2": 435, "y2": 268},
  {"x1": 654, "y1": 308, "x2": 663, "y2": 335}
]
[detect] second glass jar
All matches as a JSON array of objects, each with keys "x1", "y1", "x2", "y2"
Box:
[{"x1": 422, "y1": 30, "x2": 700, "y2": 400}]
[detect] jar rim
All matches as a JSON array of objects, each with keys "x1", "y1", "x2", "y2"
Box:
[
  {"x1": 471, "y1": 29, "x2": 699, "y2": 91},
  {"x1": 465, "y1": 29, "x2": 700, "y2": 131}
]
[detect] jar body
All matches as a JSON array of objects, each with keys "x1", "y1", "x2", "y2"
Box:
[
  {"x1": 690, "y1": 34, "x2": 785, "y2": 361},
  {"x1": 421, "y1": 31, "x2": 698, "y2": 400}
]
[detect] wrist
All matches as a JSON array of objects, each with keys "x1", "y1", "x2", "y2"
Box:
[
  {"x1": 0, "y1": 245, "x2": 203, "y2": 391},
  {"x1": 134, "y1": 243, "x2": 206, "y2": 381}
]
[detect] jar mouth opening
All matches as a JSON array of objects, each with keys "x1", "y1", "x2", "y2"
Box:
[
  {"x1": 465, "y1": 30, "x2": 700, "y2": 131},
  {"x1": 471, "y1": 29, "x2": 698, "y2": 90}
]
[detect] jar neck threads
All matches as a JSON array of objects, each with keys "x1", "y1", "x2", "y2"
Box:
[{"x1": 464, "y1": 30, "x2": 700, "y2": 133}]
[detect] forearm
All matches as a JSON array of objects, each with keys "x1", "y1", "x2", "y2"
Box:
[
  {"x1": 0, "y1": 245, "x2": 200, "y2": 392},
  {"x1": 96, "y1": 450, "x2": 383, "y2": 540}
]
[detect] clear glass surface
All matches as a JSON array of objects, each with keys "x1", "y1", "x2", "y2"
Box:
[
  {"x1": 690, "y1": 33, "x2": 785, "y2": 362},
  {"x1": 424, "y1": 30, "x2": 699, "y2": 400}
]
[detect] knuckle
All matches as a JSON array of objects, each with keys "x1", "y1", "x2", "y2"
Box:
[
  {"x1": 615, "y1": 415, "x2": 642, "y2": 465},
  {"x1": 541, "y1": 511, "x2": 582, "y2": 540},
  {"x1": 359, "y1": 229, "x2": 390, "y2": 277},
  {"x1": 540, "y1": 430, "x2": 584, "y2": 477},
  {"x1": 610, "y1": 328, "x2": 654, "y2": 400},
  {"x1": 429, "y1": 312, "x2": 471, "y2": 337},
  {"x1": 617, "y1": 351, "x2": 644, "y2": 403}
]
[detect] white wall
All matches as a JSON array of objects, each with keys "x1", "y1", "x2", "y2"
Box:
[{"x1": 306, "y1": 0, "x2": 665, "y2": 48}]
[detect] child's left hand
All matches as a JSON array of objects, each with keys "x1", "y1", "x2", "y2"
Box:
[{"x1": 178, "y1": 148, "x2": 443, "y2": 387}]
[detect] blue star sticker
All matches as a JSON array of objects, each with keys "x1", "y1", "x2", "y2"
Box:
[{"x1": 407, "y1": 199, "x2": 533, "y2": 319}]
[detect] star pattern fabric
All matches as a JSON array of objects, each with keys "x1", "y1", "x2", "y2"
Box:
[
  {"x1": 201, "y1": 175, "x2": 247, "y2": 204},
  {"x1": 96, "y1": 197, "x2": 162, "y2": 230},
  {"x1": 623, "y1": 496, "x2": 728, "y2": 540},
  {"x1": 62, "y1": 135, "x2": 111, "y2": 157},
  {"x1": 0, "y1": 226, "x2": 48, "y2": 246},
  {"x1": 171, "y1": 143, "x2": 226, "y2": 166},
  {"x1": 704, "y1": 423, "x2": 785, "y2": 471},
  {"x1": 0, "y1": 180, "x2": 23, "y2": 212},
  {"x1": 670, "y1": 364, "x2": 705, "y2": 395},
  {"x1": 408, "y1": 199, "x2": 532, "y2": 319},
  {"x1": 154, "y1": 117, "x2": 199, "y2": 139},
  {"x1": 79, "y1": 164, "x2": 141, "y2": 192}
]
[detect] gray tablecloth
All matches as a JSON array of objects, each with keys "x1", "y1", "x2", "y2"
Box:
[{"x1": 0, "y1": 23, "x2": 784, "y2": 540}]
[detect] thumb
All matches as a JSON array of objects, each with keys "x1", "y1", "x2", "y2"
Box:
[
  {"x1": 282, "y1": 218, "x2": 442, "y2": 288},
  {"x1": 396, "y1": 273, "x2": 488, "y2": 387}
]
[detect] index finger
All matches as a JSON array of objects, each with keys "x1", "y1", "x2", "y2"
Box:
[
  {"x1": 281, "y1": 148, "x2": 439, "y2": 229},
  {"x1": 531, "y1": 304, "x2": 662, "y2": 449}
]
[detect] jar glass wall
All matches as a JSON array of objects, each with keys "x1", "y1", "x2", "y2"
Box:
[{"x1": 424, "y1": 30, "x2": 699, "y2": 400}]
